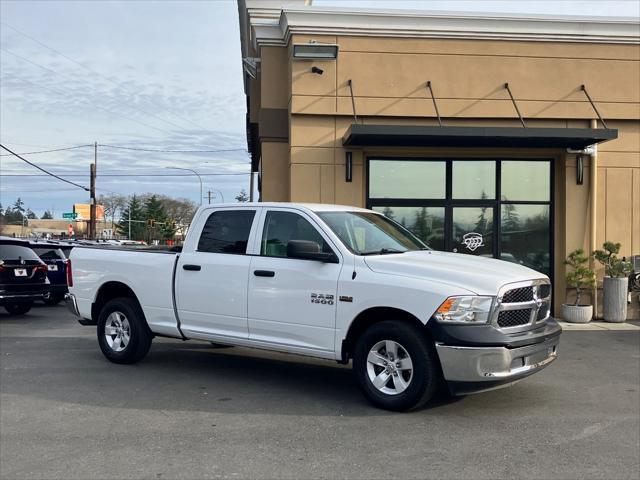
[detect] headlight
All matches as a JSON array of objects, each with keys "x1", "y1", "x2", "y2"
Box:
[{"x1": 434, "y1": 296, "x2": 495, "y2": 324}]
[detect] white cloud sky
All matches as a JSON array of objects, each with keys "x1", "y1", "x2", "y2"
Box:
[{"x1": 1, "y1": 0, "x2": 638, "y2": 216}]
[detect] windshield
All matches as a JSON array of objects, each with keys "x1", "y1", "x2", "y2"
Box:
[{"x1": 318, "y1": 211, "x2": 427, "y2": 255}]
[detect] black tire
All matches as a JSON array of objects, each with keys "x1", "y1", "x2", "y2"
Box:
[
  {"x1": 353, "y1": 321, "x2": 440, "y2": 411},
  {"x1": 97, "y1": 297, "x2": 152, "y2": 364},
  {"x1": 43, "y1": 293, "x2": 64, "y2": 305},
  {"x1": 4, "y1": 302, "x2": 33, "y2": 315}
]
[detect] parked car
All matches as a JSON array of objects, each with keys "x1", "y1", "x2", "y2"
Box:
[
  {"x1": 67, "y1": 203, "x2": 561, "y2": 411},
  {"x1": 0, "y1": 237, "x2": 49, "y2": 315},
  {"x1": 29, "y1": 242, "x2": 69, "y2": 305}
]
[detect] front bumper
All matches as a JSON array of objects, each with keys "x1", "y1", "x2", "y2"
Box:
[{"x1": 433, "y1": 318, "x2": 562, "y2": 395}]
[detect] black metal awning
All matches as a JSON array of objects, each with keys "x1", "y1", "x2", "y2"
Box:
[{"x1": 342, "y1": 125, "x2": 618, "y2": 150}]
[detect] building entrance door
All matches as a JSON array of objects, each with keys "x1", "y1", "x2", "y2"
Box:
[{"x1": 368, "y1": 158, "x2": 553, "y2": 277}]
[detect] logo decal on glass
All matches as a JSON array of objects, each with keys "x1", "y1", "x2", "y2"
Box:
[{"x1": 462, "y1": 233, "x2": 484, "y2": 252}]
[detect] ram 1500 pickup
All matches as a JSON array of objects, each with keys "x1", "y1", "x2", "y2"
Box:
[{"x1": 67, "y1": 203, "x2": 561, "y2": 411}]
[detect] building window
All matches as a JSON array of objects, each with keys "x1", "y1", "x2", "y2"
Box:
[{"x1": 368, "y1": 158, "x2": 553, "y2": 276}]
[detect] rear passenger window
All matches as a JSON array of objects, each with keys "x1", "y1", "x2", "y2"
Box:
[{"x1": 197, "y1": 210, "x2": 256, "y2": 254}]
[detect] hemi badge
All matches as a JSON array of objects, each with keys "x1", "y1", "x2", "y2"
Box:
[{"x1": 339, "y1": 296, "x2": 353, "y2": 303}]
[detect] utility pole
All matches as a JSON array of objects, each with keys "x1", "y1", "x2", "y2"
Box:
[{"x1": 89, "y1": 141, "x2": 97, "y2": 239}]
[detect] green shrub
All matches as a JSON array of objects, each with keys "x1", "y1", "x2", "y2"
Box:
[
  {"x1": 593, "y1": 241, "x2": 632, "y2": 278},
  {"x1": 564, "y1": 249, "x2": 595, "y2": 306}
]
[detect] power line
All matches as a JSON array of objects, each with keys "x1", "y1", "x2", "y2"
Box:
[
  {"x1": 1, "y1": 22, "x2": 210, "y2": 132},
  {"x1": 98, "y1": 144, "x2": 247, "y2": 153},
  {"x1": 0, "y1": 144, "x2": 89, "y2": 191},
  {"x1": 0, "y1": 144, "x2": 93, "y2": 157}
]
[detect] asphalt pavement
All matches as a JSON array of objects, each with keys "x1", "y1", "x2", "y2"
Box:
[{"x1": 1, "y1": 304, "x2": 639, "y2": 479}]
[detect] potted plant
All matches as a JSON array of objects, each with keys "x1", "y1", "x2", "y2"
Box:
[
  {"x1": 561, "y1": 249, "x2": 596, "y2": 323},
  {"x1": 593, "y1": 241, "x2": 632, "y2": 322}
]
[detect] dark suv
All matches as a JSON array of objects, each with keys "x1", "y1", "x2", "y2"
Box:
[
  {"x1": 29, "y1": 243, "x2": 69, "y2": 305},
  {"x1": 0, "y1": 237, "x2": 49, "y2": 315}
]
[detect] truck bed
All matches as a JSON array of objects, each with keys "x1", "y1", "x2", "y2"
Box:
[{"x1": 70, "y1": 246, "x2": 181, "y2": 337}]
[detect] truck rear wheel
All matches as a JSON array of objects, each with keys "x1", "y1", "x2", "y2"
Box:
[
  {"x1": 353, "y1": 321, "x2": 439, "y2": 411},
  {"x1": 97, "y1": 297, "x2": 152, "y2": 364}
]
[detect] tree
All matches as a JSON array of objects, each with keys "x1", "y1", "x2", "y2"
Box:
[
  {"x1": 235, "y1": 189, "x2": 250, "y2": 203},
  {"x1": 501, "y1": 203, "x2": 520, "y2": 233},
  {"x1": 155, "y1": 195, "x2": 196, "y2": 237},
  {"x1": 381, "y1": 206, "x2": 395, "y2": 221},
  {"x1": 144, "y1": 195, "x2": 175, "y2": 242},
  {"x1": 41, "y1": 210, "x2": 54, "y2": 219},
  {"x1": 25, "y1": 209, "x2": 37, "y2": 220},
  {"x1": 411, "y1": 207, "x2": 432, "y2": 243},
  {"x1": 117, "y1": 195, "x2": 146, "y2": 240},
  {"x1": 99, "y1": 193, "x2": 126, "y2": 229},
  {"x1": 564, "y1": 249, "x2": 595, "y2": 306},
  {"x1": 12, "y1": 198, "x2": 25, "y2": 217}
]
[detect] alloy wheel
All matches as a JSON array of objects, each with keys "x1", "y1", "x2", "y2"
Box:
[{"x1": 366, "y1": 340, "x2": 413, "y2": 395}]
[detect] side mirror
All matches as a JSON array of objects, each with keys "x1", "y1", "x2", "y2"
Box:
[{"x1": 287, "y1": 240, "x2": 338, "y2": 263}]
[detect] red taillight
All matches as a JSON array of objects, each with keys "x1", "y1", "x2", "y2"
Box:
[
  {"x1": 66, "y1": 259, "x2": 73, "y2": 287},
  {"x1": 34, "y1": 264, "x2": 47, "y2": 273}
]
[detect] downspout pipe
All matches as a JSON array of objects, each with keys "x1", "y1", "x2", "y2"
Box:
[{"x1": 589, "y1": 119, "x2": 599, "y2": 317}]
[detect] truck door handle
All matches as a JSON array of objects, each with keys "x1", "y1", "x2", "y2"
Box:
[
  {"x1": 254, "y1": 270, "x2": 275, "y2": 277},
  {"x1": 183, "y1": 264, "x2": 201, "y2": 271}
]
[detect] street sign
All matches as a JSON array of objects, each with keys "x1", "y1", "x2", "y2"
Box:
[{"x1": 62, "y1": 212, "x2": 78, "y2": 219}]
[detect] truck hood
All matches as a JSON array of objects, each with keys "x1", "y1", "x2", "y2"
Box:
[{"x1": 363, "y1": 250, "x2": 548, "y2": 296}]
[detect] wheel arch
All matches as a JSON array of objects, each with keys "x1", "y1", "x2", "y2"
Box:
[
  {"x1": 91, "y1": 281, "x2": 142, "y2": 323},
  {"x1": 340, "y1": 306, "x2": 431, "y2": 363}
]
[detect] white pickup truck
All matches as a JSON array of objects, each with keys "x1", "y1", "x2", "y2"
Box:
[{"x1": 67, "y1": 203, "x2": 561, "y2": 411}]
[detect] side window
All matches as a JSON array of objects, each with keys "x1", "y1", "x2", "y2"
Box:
[
  {"x1": 261, "y1": 211, "x2": 331, "y2": 258},
  {"x1": 197, "y1": 210, "x2": 256, "y2": 254}
]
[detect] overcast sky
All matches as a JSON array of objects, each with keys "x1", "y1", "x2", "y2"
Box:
[{"x1": 1, "y1": 0, "x2": 638, "y2": 217}]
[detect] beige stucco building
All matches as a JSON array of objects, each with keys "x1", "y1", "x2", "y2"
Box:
[{"x1": 238, "y1": 1, "x2": 640, "y2": 319}]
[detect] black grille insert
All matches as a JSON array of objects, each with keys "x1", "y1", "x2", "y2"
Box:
[
  {"x1": 536, "y1": 304, "x2": 549, "y2": 321},
  {"x1": 538, "y1": 284, "x2": 551, "y2": 299},
  {"x1": 497, "y1": 309, "x2": 532, "y2": 327},
  {"x1": 502, "y1": 287, "x2": 533, "y2": 303}
]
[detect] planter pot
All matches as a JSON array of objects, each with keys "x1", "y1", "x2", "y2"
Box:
[
  {"x1": 603, "y1": 276, "x2": 628, "y2": 323},
  {"x1": 561, "y1": 304, "x2": 593, "y2": 323}
]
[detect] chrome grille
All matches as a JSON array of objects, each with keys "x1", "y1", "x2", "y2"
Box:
[
  {"x1": 502, "y1": 287, "x2": 534, "y2": 303},
  {"x1": 498, "y1": 309, "x2": 533, "y2": 327},
  {"x1": 493, "y1": 280, "x2": 552, "y2": 331}
]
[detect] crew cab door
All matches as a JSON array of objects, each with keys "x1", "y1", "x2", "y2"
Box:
[
  {"x1": 175, "y1": 208, "x2": 259, "y2": 339},
  {"x1": 247, "y1": 208, "x2": 342, "y2": 353}
]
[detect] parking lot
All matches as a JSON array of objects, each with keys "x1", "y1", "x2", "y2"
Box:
[{"x1": 1, "y1": 305, "x2": 638, "y2": 480}]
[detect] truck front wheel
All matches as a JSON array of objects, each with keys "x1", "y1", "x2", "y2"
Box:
[
  {"x1": 97, "y1": 298, "x2": 152, "y2": 364},
  {"x1": 353, "y1": 321, "x2": 440, "y2": 411}
]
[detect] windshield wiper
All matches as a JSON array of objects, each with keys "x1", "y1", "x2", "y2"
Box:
[{"x1": 360, "y1": 248, "x2": 406, "y2": 256}]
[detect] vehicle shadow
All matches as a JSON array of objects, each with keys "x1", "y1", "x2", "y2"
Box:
[{"x1": 0, "y1": 334, "x2": 465, "y2": 417}]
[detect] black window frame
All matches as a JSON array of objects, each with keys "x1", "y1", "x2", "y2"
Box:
[
  {"x1": 196, "y1": 209, "x2": 256, "y2": 255},
  {"x1": 366, "y1": 157, "x2": 554, "y2": 282}
]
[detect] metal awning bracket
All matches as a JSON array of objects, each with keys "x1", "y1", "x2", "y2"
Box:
[
  {"x1": 347, "y1": 79, "x2": 358, "y2": 124},
  {"x1": 426, "y1": 81, "x2": 443, "y2": 126},
  {"x1": 581, "y1": 85, "x2": 608, "y2": 129},
  {"x1": 504, "y1": 83, "x2": 526, "y2": 128}
]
